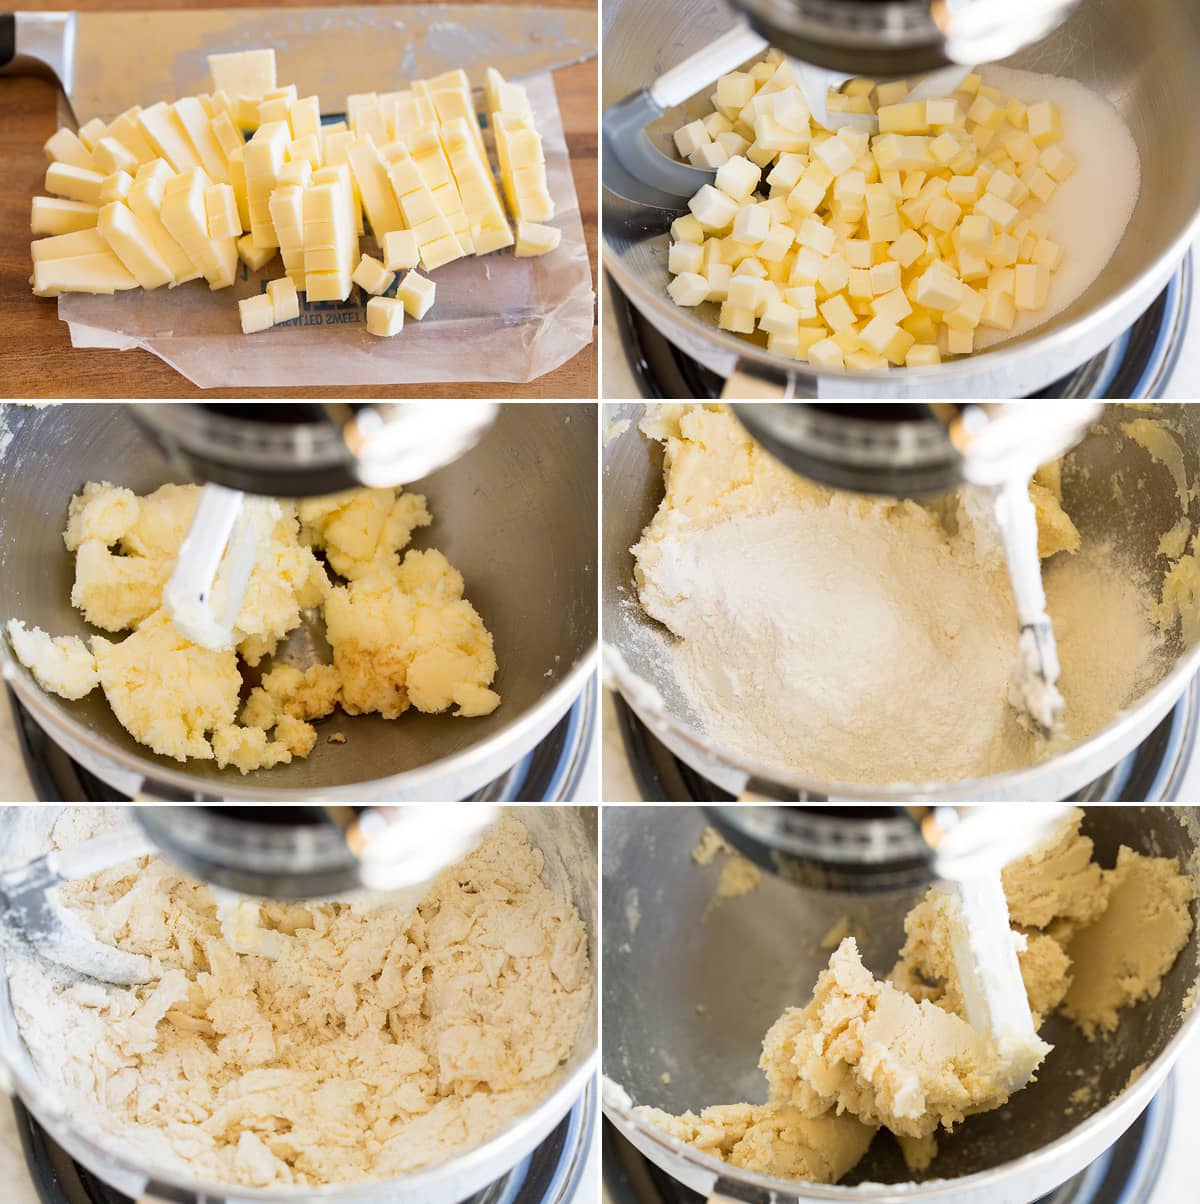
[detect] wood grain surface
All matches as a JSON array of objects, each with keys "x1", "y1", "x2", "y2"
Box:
[{"x1": 1, "y1": 0, "x2": 597, "y2": 398}]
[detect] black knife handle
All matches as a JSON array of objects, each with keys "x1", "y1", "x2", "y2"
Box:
[{"x1": 0, "y1": 14, "x2": 15, "y2": 71}]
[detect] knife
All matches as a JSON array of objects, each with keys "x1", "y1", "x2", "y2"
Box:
[{"x1": 0, "y1": 4, "x2": 596, "y2": 124}]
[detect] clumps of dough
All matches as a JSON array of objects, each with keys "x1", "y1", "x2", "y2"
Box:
[
  {"x1": 6, "y1": 480, "x2": 501, "y2": 773},
  {"x1": 4, "y1": 620, "x2": 98, "y2": 700},
  {"x1": 298, "y1": 487, "x2": 432, "y2": 579},
  {"x1": 11, "y1": 814, "x2": 589, "y2": 1188},
  {"x1": 323, "y1": 552, "x2": 500, "y2": 720},
  {"x1": 92, "y1": 610, "x2": 242, "y2": 761}
]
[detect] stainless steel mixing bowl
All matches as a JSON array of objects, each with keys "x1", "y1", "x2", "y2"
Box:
[
  {"x1": 0, "y1": 403, "x2": 597, "y2": 801},
  {"x1": 0, "y1": 804, "x2": 598, "y2": 1204},
  {"x1": 603, "y1": 0, "x2": 1200, "y2": 398},
  {"x1": 604, "y1": 402, "x2": 1200, "y2": 800},
  {"x1": 602, "y1": 805, "x2": 1200, "y2": 1202}
]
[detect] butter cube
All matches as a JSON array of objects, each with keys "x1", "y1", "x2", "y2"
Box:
[
  {"x1": 1027, "y1": 101, "x2": 1063, "y2": 147},
  {"x1": 704, "y1": 263, "x2": 732, "y2": 301},
  {"x1": 784, "y1": 284, "x2": 817, "y2": 318},
  {"x1": 1014, "y1": 262, "x2": 1050, "y2": 310},
  {"x1": 1022, "y1": 166, "x2": 1057, "y2": 203},
  {"x1": 757, "y1": 225, "x2": 794, "y2": 263},
  {"x1": 265, "y1": 276, "x2": 299, "y2": 323},
  {"x1": 674, "y1": 119, "x2": 711, "y2": 160},
  {"x1": 667, "y1": 272, "x2": 710, "y2": 306},
  {"x1": 759, "y1": 300, "x2": 801, "y2": 337},
  {"x1": 239, "y1": 291, "x2": 276, "y2": 333},
  {"x1": 945, "y1": 286, "x2": 985, "y2": 330},
  {"x1": 379, "y1": 229, "x2": 417, "y2": 272},
  {"x1": 236, "y1": 233, "x2": 275, "y2": 271},
  {"x1": 875, "y1": 80, "x2": 910, "y2": 107},
  {"x1": 914, "y1": 261, "x2": 963, "y2": 310},
  {"x1": 515, "y1": 221, "x2": 562, "y2": 257},
  {"x1": 869, "y1": 260, "x2": 901, "y2": 294},
  {"x1": 352, "y1": 253, "x2": 395, "y2": 296},
  {"x1": 796, "y1": 217, "x2": 836, "y2": 254},
  {"x1": 668, "y1": 241, "x2": 704, "y2": 276},
  {"x1": 716, "y1": 154, "x2": 762, "y2": 203},
  {"x1": 926, "y1": 98, "x2": 959, "y2": 126},
  {"x1": 872, "y1": 287, "x2": 912, "y2": 324},
  {"x1": 929, "y1": 134, "x2": 961, "y2": 165},
  {"x1": 96, "y1": 201, "x2": 174, "y2": 289},
  {"x1": 957, "y1": 214, "x2": 992, "y2": 253},
  {"x1": 732, "y1": 203, "x2": 771, "y2": 244},
  {"x1": 946, "y1": 327, "x2": 974, "y2": 355},
  {"x1": 887, "y1": 228, "x2": 925, "y2": 268},
  {"x1": 688, "y1": 184, "x2": 737, "y2": 231},
  {"x1": 844, "y1": 239, "x2": 873, "y2": 269},
  {"x1": 670, "y1": 214, "x2": 705, "y2": 245},
  {"x1": 45, "y1": 128, "x2": 97, "y2": 172},
  {"x1": 1039, "y1": 145, "x2": 1077, "y2": 182},
  {"x1": 45, "y1": 163, "x2": 105, "y2": 206},
  {"x1": 817, "y1": 253, "x2": 851, "y2": 294},
  {"x1": 397, "y1": 269, "x2": 436, "y2": 319},
  {"x1": 985, "y1": 169, "x2": 1020, "y2": 203},
  {"x1": 1032, "y1": 238, "x2": 1063, "y2": 271},
  {"x1": 718, "y1": 301, "x2": 756, "y2": 333},
  {"x1": 819, "y1": 294, "x2": 856, "y2": 332},
  {"x1": 847, "y1": 269, "x2": 873, "y2": 299},
  {"x1": 814, "y1": 135, "x2": 856, "y2": 175},
  {"x1": 727, "y1": 275, "x2": 763, "y2": 310},
  {"x1": 365, "y1": 295, "x2": 405, "y2": 336},
  {"x1": 966, "y1": 95, "x2": 1002, "y2": 128},
  {"x1": 906, "y1": 343, "x2": 941, "y2": 366},
  {"x1": 689, "y1": 142, "x2": 729, "y2": 169},
  {"x1": 982, "y1": 287, "x2": 1017, "y2": 330},
  {"x1": 807, "y1": 336, "x2": 845, "y2": 369},
  {"x1": 866, "y1": 210, "x2": 901, "y2": 243},
  {"x1": 716, "y1": 72, "x2": 756, "y2": 111},
  {"x1": 925, "y1": 195, "x2": 963, "y2": 233},
  {"x1": 975, "y1": 192, "x2": 1019, "y2": 232}
]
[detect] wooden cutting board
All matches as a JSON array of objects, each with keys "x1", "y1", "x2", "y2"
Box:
[{"x1": 1, "y1": 0, "x2": 597, "y2": 398}]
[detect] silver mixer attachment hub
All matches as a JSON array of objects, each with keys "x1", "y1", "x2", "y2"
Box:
[
  {"x1": 131, "y1": 402, "x2": 497, "y2": 496},
  {"x1": 131, "y1": 404, "x2": 364, "y2": 497},
  {"x1": 705, "y1": 805, "x2": 939, "y2": 892},
  {"x1": 132, "y1": 806, "x2": 370, "y2": 899},
  {"x1": 735, "y1": 0, "x2": 1082, "y2": 76},
  {"x1": 732, "y1": 402, "x2": 967, "y2": 497}
]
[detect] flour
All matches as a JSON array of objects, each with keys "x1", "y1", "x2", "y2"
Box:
[
  {"x1": 6, "y1": 808, "x2": 590, "y2": 1188},
  {"x1": 634, "y1": 407, "x2": 1167, "y2": 786}
]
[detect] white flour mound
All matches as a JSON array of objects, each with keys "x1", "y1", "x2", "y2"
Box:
[
  {"x1": 634, "y1": 407, "x2": 1165, "y2": 786},
  {"x1": 6, "y1": 809, "x2": 590, "y2": 1188}
]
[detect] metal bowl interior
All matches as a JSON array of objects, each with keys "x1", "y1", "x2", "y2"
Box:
[
  {"x1": 0, "y1": 804, "x2": 598, "y2": 1203},
  {"x1": 601, "y1": 805, "x2": 1200, "y2": 1196},
  {"x1": 602, "y1": 0, "x2": 1200, "y2": 393},
  {"x1": 0, "y1": 404, "x2": 597, "y2": 798},
  {"x1": 603, "y1": 402, "x2": 1200, "y2": 799}
]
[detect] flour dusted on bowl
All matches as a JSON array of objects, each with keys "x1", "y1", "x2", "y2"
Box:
[
  {"x1": 631, "y1": 405, "x2": 1166, "y2": 785},
  {"x1": 5, "y1": 809, "x2": 590, "y2": 1187}
]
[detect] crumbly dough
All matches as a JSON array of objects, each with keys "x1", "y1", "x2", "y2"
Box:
[
  {"x1": 6, "y1": 481, "x2": 500, "y2": 772},
  {"x1": 639, "y1": 808, "x2": 1195, "y2": 1185},
  {"x1": 8, "y1": 812, "x2": 589, "y2": 1187},
  {"x1": 632, "y1": 406, "x2": 1163, "y2": 785}
]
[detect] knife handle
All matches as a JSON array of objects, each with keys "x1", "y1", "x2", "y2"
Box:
[{"x1": 0, "y1": 12, "x2": 73, "y2": 87}]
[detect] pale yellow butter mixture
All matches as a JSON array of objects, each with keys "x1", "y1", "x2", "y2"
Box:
[
  {"x1": 6, "y1": 481, "x2": 500, "y2": 772},
  {"x1": 638, "y1": 810, "x2": 1195, "y2": 1184},
  {"x1": 8, "y1": 812, "x2": 589, "y2": 1187}
]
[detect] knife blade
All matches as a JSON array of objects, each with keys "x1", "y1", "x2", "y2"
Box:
[{"x1": 0, "y1": 4, "x2": 596, "y2": 122}]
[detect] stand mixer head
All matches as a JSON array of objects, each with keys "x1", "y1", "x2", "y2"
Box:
[{"x1": 0, "y1": 805, "x2": 499, "y2": 984}]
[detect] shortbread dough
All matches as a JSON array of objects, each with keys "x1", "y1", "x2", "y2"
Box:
[
  {"x1": 638, "y1": 809, "x2": 1195, "y2": 1185},
  {"x1": 7, "y1": 810, "x2": 589, "y2": 1188},
  {"x1": 6, "y1": 482, "x2": 500, "y2": 772},
  {"x1": 632, "y1": 406, "x2": 1166, "y2": 784}
]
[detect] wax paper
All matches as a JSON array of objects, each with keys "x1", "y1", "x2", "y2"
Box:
[{"x1": 57, "y1": 74, "x2": 593, "y2": 388}]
